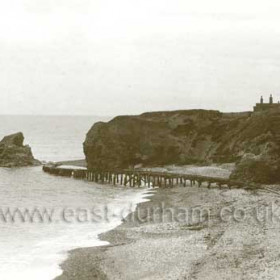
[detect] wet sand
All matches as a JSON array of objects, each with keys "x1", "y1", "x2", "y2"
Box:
[
  {"x1": 55, "y1": 182, "x2": 280, "y2": 280},
  {"x1": 56, "y1": 159, "x2": 87, "y2": 167}
]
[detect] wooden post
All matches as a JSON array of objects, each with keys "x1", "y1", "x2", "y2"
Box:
[
  {"x1": 124, "y1": 174, "x2": 128, "y2": 186},
  {"x1": 158, "y1": 176, "x2": 162, "y2": 188},
  {"x1": 154, "y1": 176, "x2": 157, "y2": 187},
  {"x1": 138, "y1": 174, "x2": 142, "y2": 187},
  {"x1": 132, "y1": 174, "x2": 135, "y2": 187}
]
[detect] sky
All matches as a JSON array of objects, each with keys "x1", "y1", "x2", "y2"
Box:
[{"x1": 1, "y1": 0, "x2": 280, "y2": 115}]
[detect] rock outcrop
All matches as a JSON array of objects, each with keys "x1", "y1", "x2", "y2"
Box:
[
  {"x1": 84, "y1": 109, "x2": 280, "y2": 183},
  {"x1": 230, "y1": 153, "x2": 280, "y2": 184},
  {"x1": 0, "y1": 132, "x2": 40, "y2": 167}
]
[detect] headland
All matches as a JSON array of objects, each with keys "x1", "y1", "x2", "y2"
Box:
[{"x1": 52, "y1": 99, "x2": 280, "y2": 279}]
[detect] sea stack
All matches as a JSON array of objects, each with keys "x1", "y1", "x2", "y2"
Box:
[{"x1": 0, "y1": 132, "x2": 40, "y2": 167}]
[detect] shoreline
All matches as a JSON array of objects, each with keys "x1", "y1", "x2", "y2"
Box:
[
  {"x1": 54, "y1": 188, "x2": 159, "y2": 280},
  {"x1": 54, "y1": 187, "x2": 155, "y2": 280},
  {"x1": 55, "y1": 183, "x2": 280, "y2": 280}
]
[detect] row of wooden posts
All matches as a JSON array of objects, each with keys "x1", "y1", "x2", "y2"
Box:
[
  {"x1": 82, "y1": 170, "x2": 202, "y2": 188},
  {"x1": 42, "y1": 165, "x2": 244, "y2": 189}
]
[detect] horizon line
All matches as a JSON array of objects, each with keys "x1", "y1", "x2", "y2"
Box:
[
  {"x1": 0, "y1": 108, "x2": 254, "y2": 117},
  {"x1": 0, "y1": 114, "x2": 113, "y2": 117}
]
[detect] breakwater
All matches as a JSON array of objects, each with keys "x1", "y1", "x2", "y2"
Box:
[{"x1": 42, "y1": 165, "x2": 245, "y2": 189}]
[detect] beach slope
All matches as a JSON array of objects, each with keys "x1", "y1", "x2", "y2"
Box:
[{"x1": 56, "y1": 184, "x2": 280, "y2": 280}]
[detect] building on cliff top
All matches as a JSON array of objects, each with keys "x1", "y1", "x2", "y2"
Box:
[{"x1": 254, "y1": 95, "x2": 280, "y2": 112}]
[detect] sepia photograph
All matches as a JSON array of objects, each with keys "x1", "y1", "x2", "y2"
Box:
[{"x1": 1, "y1": 0, "x2": 280, "y2": 279}]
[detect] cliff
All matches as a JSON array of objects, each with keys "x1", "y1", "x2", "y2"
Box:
[
  {"x1": 0, "y1": 132, "x2": 40, "y2": 167},
  {"x1": 84, "y1": 109, "x2": 280, "y2": 183}
]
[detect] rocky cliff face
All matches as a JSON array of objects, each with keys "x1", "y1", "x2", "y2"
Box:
[
  {"x1": 0, "y1": 132, "x2": 40, "y2": 167},
  {"x1": 84, "y1": 109, "x2": 280, "y2": 183}
]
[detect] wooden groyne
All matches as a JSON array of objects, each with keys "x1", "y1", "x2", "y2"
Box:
[{"x1": 42, "y1": 165, "x2": 245, "y2": 189}]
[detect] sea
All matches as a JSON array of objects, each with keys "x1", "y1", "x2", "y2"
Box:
[{"x1": 0, "y1": 115, "x2": 151, "y2": 280}]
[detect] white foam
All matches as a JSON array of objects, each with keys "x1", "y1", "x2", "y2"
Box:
[{"x1": 0, "y1": 179, "x2": 153, "y2": 280}]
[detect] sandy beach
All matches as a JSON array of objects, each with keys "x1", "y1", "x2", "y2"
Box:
[{"x1": 55, "y1": 175, "x2": 280, "y2": 280}]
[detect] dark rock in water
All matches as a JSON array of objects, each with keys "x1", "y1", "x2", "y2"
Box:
[
  {"x1": 84, "y1": 109, "x2": 280, "y2": 183},
  {"x1": 0, "y1": 132, "x2": 24, "y2": 146},
  {"x1": 0, "y1": 132, "x2": 41, "y2": 167}
]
